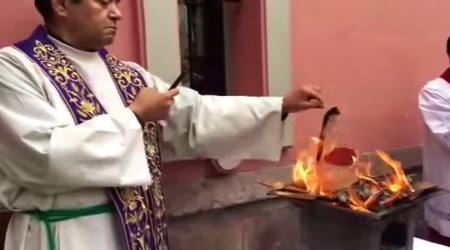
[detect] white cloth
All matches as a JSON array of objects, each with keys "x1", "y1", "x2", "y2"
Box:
[
  {"x1": 419, "y1": 76, "x2": 450, "y2": 237},
  {"x1": 414, "y1": 237, "x2": 450, "y2": 250},
  {"x1": 0, "y1": 35, "x2": 285, "y2": 250}
]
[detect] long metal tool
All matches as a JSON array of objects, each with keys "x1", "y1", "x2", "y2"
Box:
[{"x1": 316, "y1": 106, "x2": 340, "y2": 161}]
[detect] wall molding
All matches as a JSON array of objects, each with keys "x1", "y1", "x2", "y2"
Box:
[
  {"x1": 265, "y1": 0, "x2": 293, "y2": 146},
  {"x1": 143, "y1": 0, "x2": 181, "y2": 82}
]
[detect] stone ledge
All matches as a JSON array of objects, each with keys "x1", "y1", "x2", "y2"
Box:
[
  {"x1": 165, "y1": 165, "x2": 291, "y2": 217},
  {"x1": 168, "y1": 199, "x2": 301, "y2": 250},
  {"x1": 165, "y1": 146, "x2": 422, "y2": 217}
]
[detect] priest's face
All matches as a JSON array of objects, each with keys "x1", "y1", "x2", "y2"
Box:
[{"x1": 62, "y1": 0, "x2": 122, "y2": 50}]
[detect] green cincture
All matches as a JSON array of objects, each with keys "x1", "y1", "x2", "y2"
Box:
[{"x1": 26, "y1": 203, "x2": 114, "y2": 250}]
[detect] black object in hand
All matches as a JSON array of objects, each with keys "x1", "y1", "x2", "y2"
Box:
[{"x1": 169, "y1": 70, "x2": 187, "y2": 90}]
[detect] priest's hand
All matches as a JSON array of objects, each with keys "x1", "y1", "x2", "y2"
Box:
[
  {"x1": 129, "y1": 88, "x2": 180, "y2": 123},
  {"x1": 282, "y1": 85, "x2": 323, "y2": 113}
]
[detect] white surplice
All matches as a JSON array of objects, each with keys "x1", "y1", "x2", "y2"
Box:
[
  {"x1": 0, "y1": 35, "x2": 285, "y2": 250},
  {"x1": 419, "y1": 76, "x2": 450, "y2": 237}
]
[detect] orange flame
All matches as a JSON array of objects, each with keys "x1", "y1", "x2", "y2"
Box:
[
  {"x1": 292, "y1": 138, "x2": 321, "y2": 194},
  {"x1": 293, "y1": 157, "x2": 319, "y2": 193},
  {"x1": 375, "y1": 150, "x2": 414, "y2": 193},
  {"x1": 291, "y1": 138, "x2": 415, "y2": 213}
]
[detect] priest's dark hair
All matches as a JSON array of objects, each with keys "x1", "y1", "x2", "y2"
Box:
[
  {"x1": 447, "y1": 35, "x2": 450, "y2": 55},
  {"x1": 35, "y1": 0, "x2": 82, "y2": 21}
]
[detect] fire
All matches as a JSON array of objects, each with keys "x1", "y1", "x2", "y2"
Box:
[
  {"x1": 291, "y1": 138, "x2": 415, "y2": 213},
  {"x1": 293, "y1": 152, "x2": 318, "y2": 193},
  {"x1": 375, "y1": 150, "x2": 414, "y2": 193}
]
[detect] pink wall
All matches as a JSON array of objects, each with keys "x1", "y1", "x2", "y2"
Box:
[
  {"x1": 0, "y1": 1, "x2": 41, "y2": 48},
  {"x1": 291, "y1": 0, "x2": 450, "y2": 152},
  {"x1": 225, "y1": 0, "x2": 267, "y2": 96},
  {"x1": 0, "y1": 1, "x2": 145, "y2": 64},
  {"x1": 111, "y1": 1, "x2": 146, "y2": 65}
]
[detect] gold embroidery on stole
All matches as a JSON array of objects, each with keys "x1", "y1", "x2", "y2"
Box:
[
  {"x1": 32, "y1": 40, "x2": 168, "y2": 250},
  {"x1": 104, "y1": 54, "x2": 168, "y2": 250}
]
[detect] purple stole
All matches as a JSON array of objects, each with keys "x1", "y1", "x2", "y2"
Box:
[
  {"x1": 14, "y1": 26, "x2": 169, "y2": 250},
  {"x1": 441, "y1": 68, "x2": 450, "y2": 83}
]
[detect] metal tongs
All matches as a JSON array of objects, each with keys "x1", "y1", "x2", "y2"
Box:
[{"x1": 316, "y1": 106, "x2": 340, "y2": 161}]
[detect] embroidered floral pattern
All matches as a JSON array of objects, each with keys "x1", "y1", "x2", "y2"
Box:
[
  {"x1": 32, "y1": 40, "x2": 101, "y2": 123},
  {"x1": 103, "y1": 52, "x2": 168, "y2": 250}
]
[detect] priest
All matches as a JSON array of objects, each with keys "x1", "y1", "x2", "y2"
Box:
[{"x1": 0, "y1": 0, "x2": 324, "y2": 250}]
